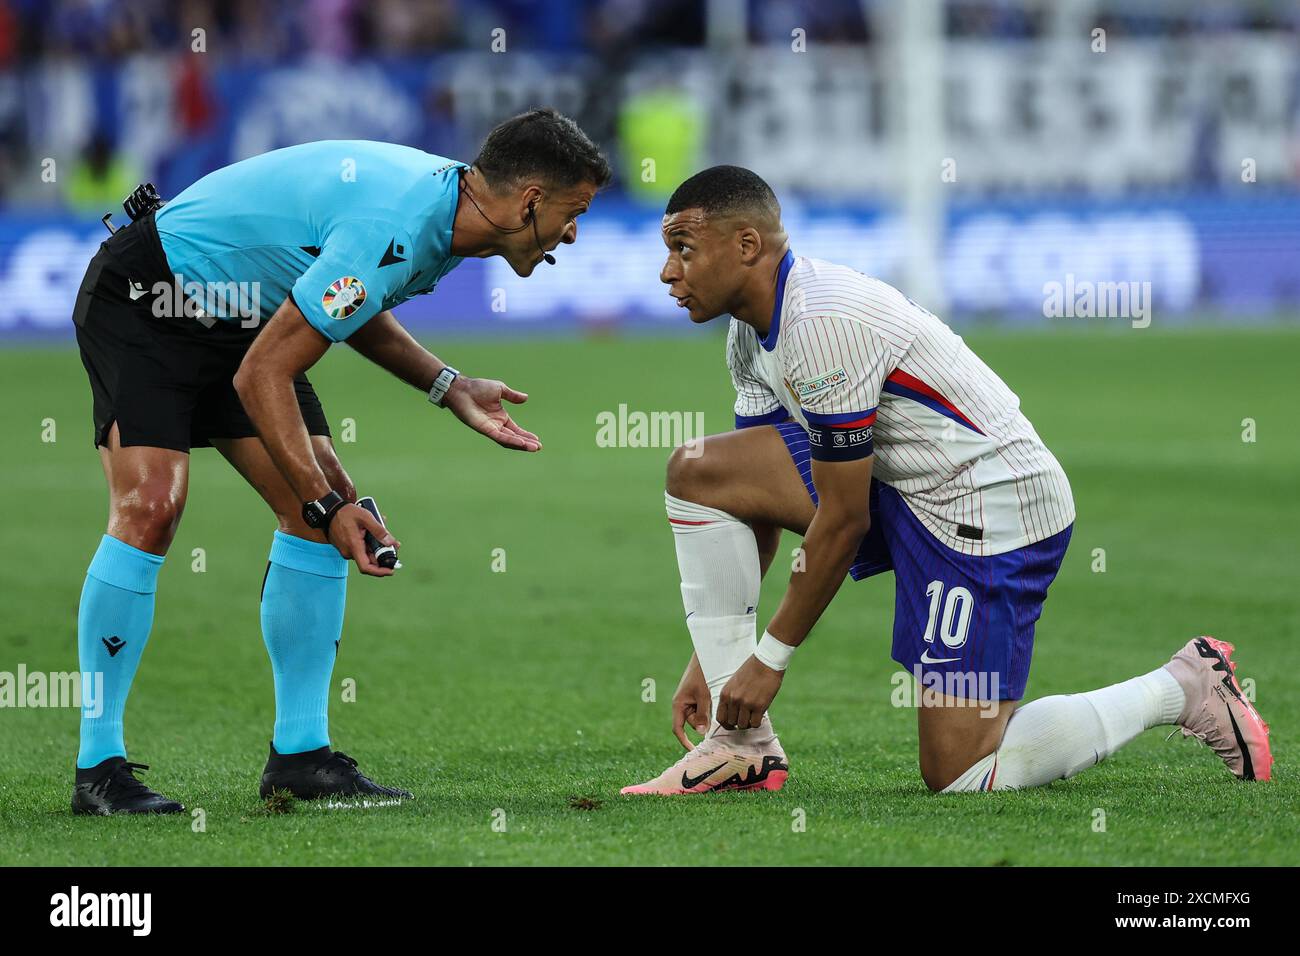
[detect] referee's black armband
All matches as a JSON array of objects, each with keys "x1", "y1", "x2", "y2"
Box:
[{"x1": 808, "y1": 422, "x2": 874, "y2": 462}]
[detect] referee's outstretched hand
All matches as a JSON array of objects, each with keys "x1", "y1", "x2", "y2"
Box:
[
  {"x1": 444, "y1": 376, "x2": 542, "y2": 452},
  {"x1": 328, "y1": 504, "x2": 401, "y2": 577}
]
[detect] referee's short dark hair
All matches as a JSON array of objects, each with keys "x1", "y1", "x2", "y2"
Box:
[
  {"x1": 665, "y1": 165, "x2": 781, "y2": 223},
  {"x1": 474, "y1": 108, "x2": 612, "y2": 192}
]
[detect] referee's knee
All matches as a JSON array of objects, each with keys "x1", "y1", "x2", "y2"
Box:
[{"x1": 109, "y1": 488, "x2": 185, "y2": 554}]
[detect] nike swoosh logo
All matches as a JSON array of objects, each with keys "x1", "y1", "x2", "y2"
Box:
[
  {"x1": 920, "y1": 649, "x2": 960, "y2": 663},
  {"x1": 681, "y1": 762, "x2": 727, "y2": 789}
]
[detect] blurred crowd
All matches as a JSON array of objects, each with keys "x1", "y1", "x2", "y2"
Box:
[
  {"x1": 0, "y1": 0, "x2": 1298, "y2": 210},
  {"x1": 4, "y1": 0, "x2": 1296, "y2": 63}
]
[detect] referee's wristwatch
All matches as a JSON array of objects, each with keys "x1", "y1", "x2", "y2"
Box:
[
  {"x1": 427, "y1": 365, "x2": 460, "y2": 407},
  {"x1": 302, "y1": 490, "x2": 347, "y2": 532}
]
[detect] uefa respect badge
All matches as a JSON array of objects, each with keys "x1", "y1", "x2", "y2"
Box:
[{"x1": 322, "y1": 276, "x2": 366, "y2": 320}]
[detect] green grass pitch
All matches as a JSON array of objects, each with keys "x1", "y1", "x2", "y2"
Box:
[{"x1": 0, "y1": 326, "x2": 1296, "y2": 866}]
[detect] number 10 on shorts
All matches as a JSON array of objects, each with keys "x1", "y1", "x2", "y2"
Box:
[{"x1": 922, "y1": 580, "x2": 974, "y2": 649}]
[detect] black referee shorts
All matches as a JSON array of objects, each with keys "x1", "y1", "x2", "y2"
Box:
[{"x1": 72, "y1": 211, "x2": 331, "y2": 452}]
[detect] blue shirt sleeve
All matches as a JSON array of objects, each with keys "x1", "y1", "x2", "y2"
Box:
[{"x1": 292, "y1": 222, "x2": 415, "y2": 342}]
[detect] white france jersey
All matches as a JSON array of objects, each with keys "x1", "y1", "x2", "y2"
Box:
[{"x1": 728, "y1": 251, "x2": 1075, "y2": 556}]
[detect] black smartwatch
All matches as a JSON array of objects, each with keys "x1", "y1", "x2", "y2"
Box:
[{"x1": 302, "y1": 490, "x2": 347, "y2": 531}]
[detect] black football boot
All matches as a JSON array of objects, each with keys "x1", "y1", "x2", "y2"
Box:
[
  {"x1": 72, "y1": 757, "x2": 185, "y2": 815},
  {"x1": 258, "y1": 744, "x2": 413, "y2": 801}
]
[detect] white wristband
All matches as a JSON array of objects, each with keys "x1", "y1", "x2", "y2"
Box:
[
  {"x1": 755, "y1": 630, "x2": 796, "y2": 672},
  {"x1": 428, "y1": 365, "x2": 460, "y2": 407}
]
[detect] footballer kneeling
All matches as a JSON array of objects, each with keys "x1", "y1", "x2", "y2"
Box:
[{"x1": 622, "y1": 167, "x2": 1271, "y2": 796}]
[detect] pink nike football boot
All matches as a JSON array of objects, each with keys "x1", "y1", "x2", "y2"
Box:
[
  {"x1": 1165, "y1": 637, "x2": 1272, "y2": 781},
  {"x1": 621, "y1": 734, "x2": 789, "y2": 795}
]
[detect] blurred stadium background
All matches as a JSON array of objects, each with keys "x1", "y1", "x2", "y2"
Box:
[{"x1": 0, "y1": 0, "x2": 1297, "y2": 337}]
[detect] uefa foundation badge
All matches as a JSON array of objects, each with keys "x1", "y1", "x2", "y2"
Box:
[{"x1": 322, "y1": 276, "x2": 366, "y2": 320}]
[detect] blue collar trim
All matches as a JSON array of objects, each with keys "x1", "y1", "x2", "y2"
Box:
[{"x1": 761, "y1": 249, "x2": 794, "y2": 352}]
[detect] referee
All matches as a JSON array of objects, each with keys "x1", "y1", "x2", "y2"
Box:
[{"x1": 70, "y1": 109, "x2": 611, "y2": 814}]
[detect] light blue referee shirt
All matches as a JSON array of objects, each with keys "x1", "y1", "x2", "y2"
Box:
[{"x1": 155, "y1": 140, "x2": 466, "y2": 341}]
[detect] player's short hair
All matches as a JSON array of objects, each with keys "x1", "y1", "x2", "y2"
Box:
[
  {"x1": 474, "y1": 108, "x2": 612, "y2": 192},
  {"x1": 664, "y1": 165, "x2": 781, "y2": 223}
]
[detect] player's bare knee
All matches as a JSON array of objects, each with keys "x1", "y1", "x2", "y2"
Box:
[
  {"x1": 111, "y1": 489, "x2": 185, "y2": 553},
  {"x1": 665, "y1": 441, "x2": 708, "y2": 501},
  {"x1": 919, "y1": 749, "x2": 973, "y2": 792},
  {"x1": 920, "y1": 739, "x2": 998, "y2": 792},
  {"x1": 920, "y1": 761, "x2": 959, "y2": 793}
]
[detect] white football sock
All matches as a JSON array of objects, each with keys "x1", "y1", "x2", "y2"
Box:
[
  {"x1": 943, "y1": 666, "x2": 1184, "y2": 792},
  {"x1": 665, "y1": 493, "x2": 774, "y2": 745}
]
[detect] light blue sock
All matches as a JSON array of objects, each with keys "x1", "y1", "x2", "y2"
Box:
[
  {"x1": 261, "y1": 531, "x2": 348, "y2": 754},
  {"x1": 77, "y1": 535, "x2": 165, "y2": 769}
]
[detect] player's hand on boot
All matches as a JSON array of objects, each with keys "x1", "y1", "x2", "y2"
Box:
[
  {"x1": 327, "y1": 504, "x2": 400, "y2": 577},
  {"x1": 444, "y1": 376, "x2": 542, "y2": 452},
  {"x1": 672, "y1": 652, "x2": 711, "y2": 750},
  {"x1": 717, "y1": 655, "x2": 784, "y2": 730}
]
